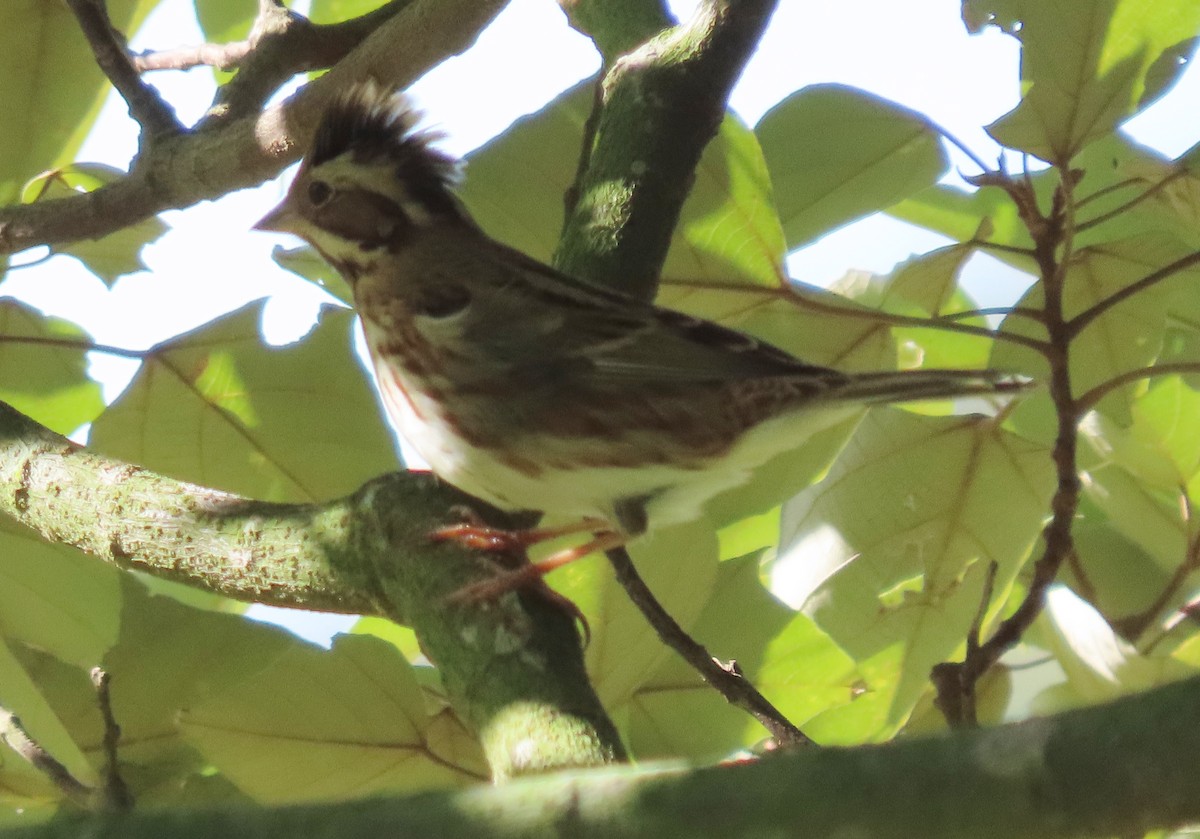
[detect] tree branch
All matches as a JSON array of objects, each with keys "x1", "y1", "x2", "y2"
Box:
[
  {"x1": 554, "y1": 0, "x2": 780, "y2": 301},
  {"x1": 605, "y1": 547, "x2": 811, "y2": 747},
  {"x1": 1067, "y1": 249, "x2": 1200, "y2": 339},
  {"x1": 0, "y1": 707, "x2": 93, "y2": 810},
  {"x1": 0, "y1": 0, "x2": 507, "y2": 256},
  {"x1": 0, "y1": 400, "x2": 621, "y2": 778},
  {"x1": 65, "y1": 0, "x2": 182, "y2": 139},
  {"x1": 17, "y1": 674, "x2": 1200, "y2": 838}
]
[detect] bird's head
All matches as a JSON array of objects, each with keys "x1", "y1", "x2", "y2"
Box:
[{"x1": 254, "y1": 81, "x2": 466, "y2": 279}]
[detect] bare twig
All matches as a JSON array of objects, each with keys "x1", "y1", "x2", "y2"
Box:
[
  {"x1": 932, "y1": 168, "x2": 1081, "y2": 726},
  {"x1": 931, "y1": 562, "x2": 997, "y2": 728},
  {"x1": 134, "y1": 40, "x2": 255, "y2": 72},
  {"x1": 1075, "y1": 362, "x2": 1200, "y2": 412},
  {"x1": 0, "y1": 707, "x2": 93, "y2": 808},
  {"x1": 1075, "y1": 171, "x2": 1186, "y2": 233},
  {"x1": 91, "y1": 668, "x2": 134, "y2": 812},
  {"x1": 605, "y1": 547, "x2": 813, "y2": 748},
  {"x1": 1067, "y1": 250, "x2": 1200, "y2": 338},
  {"x1": 662, "y1": 278, "x2": 1051, "y2": 352},
  {"x1": 64, "y1": 0, "x2": 181, "y2": 138}
]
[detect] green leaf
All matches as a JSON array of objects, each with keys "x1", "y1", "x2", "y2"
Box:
[
  {"x1": 270, "y1": 245, "x2": 354, "y2": 305},
  {"x1": 182, "y1": 633, "x2": 485, "y2": 802},
  {"x1": 89, "y1": 301, "x2": 397, "y2": 502},
  {"x1": 889, "y1": 182, "x2": 1033, "y2": 258},
  {"x1": 973, "y1": 0, "x2": 1200, "y2": 162},
  {"x1": 1082, "y1": 462, "x2": 1187, "y2": 576},
  {"x1": 193, "y1": 0, "x2": 254, "y2": 42},
  {"x1": 879, "y1": 244, "x2": 974, "y2": 317},
  {"x1": 0, "y1": 0, "x2": 157, "y2": 205},
  {"x1": 0, "y1": 519, "x2": 121, "y2": 665},
  {"x1": 308, "y1": 0, "x2": 391, "y2": 24},
  {"x1": 1070, "y1": 517, "x2": 1171, "y2": 622},
  {"x1": 1038, "y1": 586, "x2": 1193, "y2": 704},
  {"x1": 0, "y1": 641, "x2": 97, "y2": 794},
  {"x1": 774, "y1": 410, "x2": 1054, "y2": 734},
  {"x1": 756, "y1": 84, "x2": 948, "y2": 249},
  {"x1": 0, "y1": 299, "x2": 104, "y2": 434},
  {"x1": 1093, "y1": 377, "x2": 1200, "y2": 491},
  {"x1": 21, "y1": 165, "x2": 168, "y2": 284}
]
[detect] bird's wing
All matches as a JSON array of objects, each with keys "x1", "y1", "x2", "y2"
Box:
[{"x1": 462, "y1": 243, "x2": 847, "y2": 388}]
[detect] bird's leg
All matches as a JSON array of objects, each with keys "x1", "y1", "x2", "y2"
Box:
[
  {"x1": 430, "y1": 516, "x2": 610, "y2": 553},
  {"x1": 446, "y1": 529, "x2": 628, "y2": 606},
  {"x1": 431, "y1": 510, "x2": 620, "y2": 642}
]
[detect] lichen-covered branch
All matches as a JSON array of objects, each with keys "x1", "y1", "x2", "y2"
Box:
[
  {"x1": 0, "y1": 400, "x2": 621, "y2": 777},
  {"x1": 15, "y1": 673, "x2": 1200, "y2": 839},
  {"x1": 555, "y1": 0, "x2": 779, "y2": 301}
]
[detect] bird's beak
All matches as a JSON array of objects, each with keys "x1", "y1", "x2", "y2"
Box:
[{"x1": 253, "y1": 203, "x2": 297, "y2": 234}]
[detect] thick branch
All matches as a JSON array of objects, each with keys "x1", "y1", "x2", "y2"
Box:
[
  {"x1": 554, "y1": 0, "x2": 779, "y2": 301},
  {"x1": 0, "y1": 400, "x2": 621, "y2": 778},
  {"x1": 17, "y1": 674, "x2": 1200, "y2": 838},
  {"x1": 0, "y1": 0, "x2": 507, "y2": 256}
]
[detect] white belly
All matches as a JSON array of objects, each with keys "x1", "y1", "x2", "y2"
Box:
[{"x1": 374, "y1": 352, "x2": 861, "y2": 532}]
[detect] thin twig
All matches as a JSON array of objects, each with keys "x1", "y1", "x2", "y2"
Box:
[
  {"x1": 133, "y1": 40, "x2": 255, "y2": 72},
  {"x1": 931, "y1": 561, "x2": 998, "y2": 728},
  {"x1": 1067, "y1": 250, "x2": 1200, "y2": 338},
  {"x1": 1075, "y1": 171, "x2": 1186, "y2": 233},
  {"x1": 0, "y1": 707, "x2": 93, "y2": 808},
  {"x1": 974, "y1": 240, "x2": 1038, "y2": 258},
  {"x1": 925, "y1": 118, "x2": 993, "y2": 176},
  {"x1": 664, "y1": 278, "x2": 1051, "y2": 353},
  {"x1": 785, "y1": 285, "x2": 1052, "y2": 353},
  {"x1": 64, "y1": 0, "x2": 181, "y2": 137},
  {"x1": 1074, "y1": 176, "x2": 1142, "y2": 210},
  {"x1": 1074, "y1": 362, "x2": 1200, "y2": 412},
  {"x1": 934, "y1": 306, "x2": 1046, "y2": 324},
  {"x1": 0, "y1": 335, "x2": 148, "y2": 360},
  {"x1": 604, "y1": 547, "x2": 813, "y2": 748},
  {"x1": 91, "y1": 668, "x2": 134, "y2": 812},
  {"x1": 931, "y1": 165, "x2": 1081, "y2": 726}
]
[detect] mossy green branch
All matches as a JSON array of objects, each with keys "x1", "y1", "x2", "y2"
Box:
[
  {"x1": 555, "y1": 0, "x2": 778, "y2": 302},
  {"x1": 16, "y1": 674, "x2": 1200, "y2": 838},
  {"x1": 0, "y1": 399, "x2": 622, "y2": 777}
]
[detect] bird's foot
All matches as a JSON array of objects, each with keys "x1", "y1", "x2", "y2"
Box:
[
  {"x1": 429, "y1": 515, "x2": 610, "y2": 556},
  {"x1": 432, "y1": 516, "x2": 626, "y2": 646}
]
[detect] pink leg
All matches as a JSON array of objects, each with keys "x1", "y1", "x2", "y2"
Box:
[{"x1": 430, "y1": 517, "x2": 610, "y2": 553}]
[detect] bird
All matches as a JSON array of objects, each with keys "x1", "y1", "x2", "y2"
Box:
[{"x1": 254, "y1": 81, "x2": 1028, "y2": 599}]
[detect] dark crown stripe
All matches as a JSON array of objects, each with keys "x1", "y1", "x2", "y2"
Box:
[{"x1": 310, "y1": 82, "x2": 463, "y2": 217}]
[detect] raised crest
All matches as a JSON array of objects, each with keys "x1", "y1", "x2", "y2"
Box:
[{"x1": 310, "y1": 81, "x2": 462, "y2": 212}]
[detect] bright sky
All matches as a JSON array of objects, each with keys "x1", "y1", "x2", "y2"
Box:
[{"x1": 4, "y1": 0, "x2": 1197, "y2": 642}]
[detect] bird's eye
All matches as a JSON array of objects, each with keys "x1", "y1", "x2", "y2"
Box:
[{"x1": 307, "y1": 180, "x2": 334, "y2": 207}]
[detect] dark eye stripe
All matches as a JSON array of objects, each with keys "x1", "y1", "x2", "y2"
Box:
[{"x1": 314, "y1": 188, "x2": 414, "y2": 249}]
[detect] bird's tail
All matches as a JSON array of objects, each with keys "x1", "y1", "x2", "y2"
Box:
[{"x1": 830, "y1": 369, "x2": 1032, "y2": 406}]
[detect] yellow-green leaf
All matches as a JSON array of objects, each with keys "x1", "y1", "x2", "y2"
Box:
[
  {"x1": 89, "y1": 301, "x2": 397, "y2": 501},
  {"x1": 0, "y1": 299, "x2": 104, "y2": 435},
  {"x1": 756, "y1": 84, "x2": 948, "y2": 249}
]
